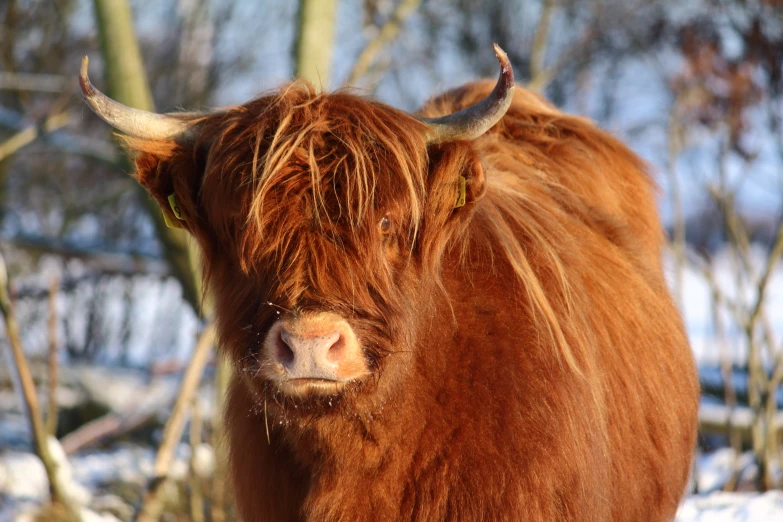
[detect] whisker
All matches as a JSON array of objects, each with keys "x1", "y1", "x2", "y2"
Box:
[{"x1": 266, "y1": 301, "x2": 292, "y2": 313}]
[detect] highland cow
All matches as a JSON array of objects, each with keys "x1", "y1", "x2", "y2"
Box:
[{"x1": 81, "y1": 45, "x2": 699, "y2": 521}]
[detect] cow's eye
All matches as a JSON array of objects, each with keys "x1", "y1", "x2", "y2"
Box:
[{"x1": 378, "y1": 215, "x2": 392, "y2": 234}]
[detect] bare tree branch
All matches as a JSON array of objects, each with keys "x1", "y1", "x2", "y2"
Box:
[
  {"x1": 666, "y1": 104, "x2": 686, "y2": 310},
  {"x1": 0, "y1": 112, "x2": 69, "y2": 162},
  {"x1": 210, "y1": 356, "x2": 230, "y2": 522},
  {"x1": 746, "y1": 220, "x2": 783, "y2": 333},
  {"x1": 60, "y1": 410, "x2": 157, "y2": 455},
  {"x1": 189, "y1": 398, "x2": 205, "y2": 522},
  {"x1": 529, "y1": 0, "x2": 555, "y2": 84},
  {"x1": 137, "y1": 323, "x2": 216, "y2": 522},
  {"x1": 528, "y1": 27, "x2": 595, "y2": 93},
  {"x1": 0, "y1": 71, "x2": 68, "y2": 93},
  {"x1": 346, "y1": 0, "x2": 422, "y2": 87},
  {"x1": 5, "y1": 235, "x2": 169, "y2": 275},
  {"x1": 0, "y1": 105, "x2": 121, "y2": 165},
  {"x1": 46, "y1": 276, "x2": 59, "y2": 437}
]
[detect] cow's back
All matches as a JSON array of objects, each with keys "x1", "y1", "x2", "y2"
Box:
[{"x1": 419, "y1": 82, "x2": 699, "y2": 521}]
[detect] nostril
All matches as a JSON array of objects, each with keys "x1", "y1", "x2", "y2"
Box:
[
  {"x1": 275, "y1": 330, "x2": 295, "y2": 366},
  {"x1": 325, "y1": 332, "x2": 345, "y2": 363}
]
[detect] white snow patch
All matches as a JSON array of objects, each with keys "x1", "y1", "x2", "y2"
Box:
[
  {"x1": 677, "y1": 491, "x2": 783, "y2": 521},
  {"x1": 78, "y1": 509, "x2": 122, "y2": 522},
  {"x1": 48, "y1": 436, "x2": 92, "y2": 507},
  {"x1": 0, "y1": 452, "x2": 47, "y2": 499},
  {"x1": 192, "y1": 442, "x2": 216, "y2": 478},
  {"x1": 0, "y1": 443, "x2": 194, "y2": 521},
  {"x1": 693, "y1": 448, "x2": 758, "y2": 493}
]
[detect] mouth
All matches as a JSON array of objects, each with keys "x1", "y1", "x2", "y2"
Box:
[{"x1": 276, "y1": 377, "x2": 349, "y2": 397}]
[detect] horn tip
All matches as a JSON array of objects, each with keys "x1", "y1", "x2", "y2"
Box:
[
  {"x1": 79, "y1": 56, "x2": 94, "y2": 98},
  {"x1": 491, "y1": 44, "x2": 514, "y2": 85}
]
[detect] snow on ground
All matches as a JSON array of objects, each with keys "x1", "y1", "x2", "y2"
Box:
[
  {"x1": 0, "y1": 443, "x2": 197, "y2": 522},
  {"x1": 677, "y1": 492, "x2": 783, "y2": 521},
  {"x1": 679, "y1": 449, "x2": 783, "y2": 520}
]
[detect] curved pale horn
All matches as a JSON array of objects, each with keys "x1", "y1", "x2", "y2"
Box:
[
  {"x1": 420, "y1": 44, "x2": 515, "y2": 144},
  {"x1": 79, "y1": 56, "x2": 196, "y2": 142}
]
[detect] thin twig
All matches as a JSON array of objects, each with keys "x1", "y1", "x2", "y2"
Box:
[
  {"x1": 528, "y1": 0, "x2": 651, "y2": 93},
  {"x1": 746, "y1": 220, "x2": 783, "y2": 333},
  {"x1": 189, "y1": 398, "x2": 205, "y2": 522},
  {"x1": 46, "y1": 276, "x2": 60, "y2": 437},
  {"x1": 0, "y1": 71, "x2": 68, "y2": 93},
  {"x1": 684, "y1": 248, "x2": 746, "y2": 327},
  {"x1": 0, "y1": 112, "x2": 70, "y2": 162},
  {"x1": 763, "y1": 330, "x2": 783, "y2": 490},
  {"x1": 748, "y1": 219, "x2": 783, "y2": 490},
  {"x1": 210, "y1": 355, "x2": 230, "y2": 522},
  {"x1": 0, "y1": 104, "x2": 120, "y2": 165},
  {"x1": 527, "y1": 27, "x2": 596, "y2": 93},
  {"x1": 345, "y1": 0, "x2": 422, "y2": 86},
  {"x1": 699, "y1": 403, "x2": 783, "y2": 444},
  {"x1": 694, "y1": 251, "x2": 744, "y2": 489},
  {"x1": 60, "y1": 409, "x2": 157, "y2": 455},
  {"x1": 136, "y1": 323, "x2": 216, "y2": 522},
  {"x1": 666, "y1": 101, "x2": 686, "y2": 310}
]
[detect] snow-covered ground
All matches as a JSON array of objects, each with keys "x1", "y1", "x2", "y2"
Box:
[
  {"x1": 0, "y1": 440, "x2": 204, "y2": 522},
  {"x1": 677, "y1": 492, "x2": 783, "y2": 521},
  {"x1": 679, "y1": 450, "x2": 783, "y2": 522}
]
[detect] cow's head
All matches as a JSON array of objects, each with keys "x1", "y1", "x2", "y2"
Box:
[{"x1": 81, "y1": 46, "x2": 514, "y2": 411}]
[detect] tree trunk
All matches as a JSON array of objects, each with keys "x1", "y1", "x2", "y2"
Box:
[
  {"x1": 91, "y1": 0, "x2": 203, "y2": 315},
  {"x1": 294, "y1": 0, "x2": 339, "y2": 89}
]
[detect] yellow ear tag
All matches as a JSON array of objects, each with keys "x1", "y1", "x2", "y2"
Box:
[
  {"x1": 454, "y1": 176, "x2": 467, "y2": 209},
  {"x1": 165, "y1": 193, "x2": 185, "y2": 229}
]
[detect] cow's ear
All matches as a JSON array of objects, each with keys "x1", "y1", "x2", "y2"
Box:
[
  {"x1": 427, "y1": 141, "x2": 486, "y2": 214},
  {"x1": 456, "y1": 145, "x2": 486, "y2": 207},
  {"x1": 126, "y1": 138, "x2": 207, "y2": 235}
]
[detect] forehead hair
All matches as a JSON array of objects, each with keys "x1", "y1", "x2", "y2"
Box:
[{"x1": 200, "y1": 83, "x2": 431, "y2": 253}]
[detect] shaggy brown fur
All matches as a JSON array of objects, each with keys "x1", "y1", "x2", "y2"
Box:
[{"x1": 127, "y1": 80, "x2": 699, "y2": 521}]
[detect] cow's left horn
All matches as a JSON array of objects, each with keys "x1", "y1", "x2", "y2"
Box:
[
  {"x1": 79, "y1": 56, "x2": 197, "y2": 142},
  {"x1": 420, "y1": 44, "x2": 515, "y2": 144}
]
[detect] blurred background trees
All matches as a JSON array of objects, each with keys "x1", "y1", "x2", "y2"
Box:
[
  {"x1": 1, "y1": 0, "x2": 783, "y2": 519},
  {"x1": 3, "y1": 0, "x2": 781, "y2": 269}
]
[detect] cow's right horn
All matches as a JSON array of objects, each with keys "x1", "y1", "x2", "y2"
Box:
[
  {"x1": 419, "y1": 44, "x2": 515, "y2": 144},
  {"x1": 79, "y1": 56, "x2": 198, "y2": 142}
]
